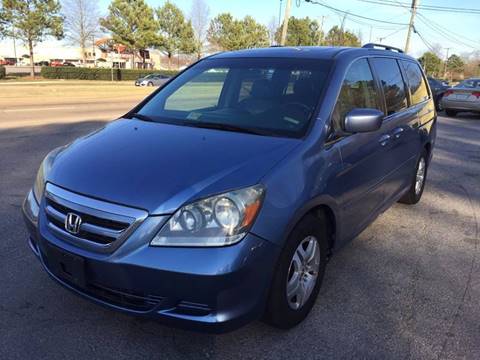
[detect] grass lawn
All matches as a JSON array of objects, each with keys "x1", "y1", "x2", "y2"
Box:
[{"x1": 0, "y1": 80, "x2": 155, "y2": 108}]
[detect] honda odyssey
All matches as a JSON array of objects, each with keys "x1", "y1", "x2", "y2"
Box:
[{"x1": 23, "y1": 44, "x2": 436, "y2": 333}]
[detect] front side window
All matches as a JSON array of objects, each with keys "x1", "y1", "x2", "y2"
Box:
[
  {"x1": 332, "y1": 58, "x2": 379, "y2": 132},
  {"x1": 137, "y1": 58, "x2": 332, "y2": 138},
  {"x1": 372, "y1": 58, "x2": 408, "y2": 115},
  {"x1": 401, "y1": 61, "x2": 429, "y2": 105}
]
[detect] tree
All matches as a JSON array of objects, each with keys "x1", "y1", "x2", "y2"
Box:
[
  {"x1": 157, "y1": 1, "x2": 197, "y2": 68},
  {"x1": 446, "y1": 54, "x2": 465, "y2": 74},
  {"x1": 100, "y1": 0, "x2": 159, "y2": 69},
  {"x1": 418, "y1": 51, "x2": 443, "y2": 77},
  {"x1": 207, "y1": 13, "x2": 269, "y2": 51},
  {"x1": 0, "y1": 0, "x2": 63, "y2": 77},
  {"x1": 62, "y1": 0, "x2": 100, "y2": 65},
  {"x1": 267, "y1": 16, "x2": 277, "y2": 45},
  {"x1": 324, "y1": 25, "x2": 360, "y2": 47},
  {"x1": 276, "y1": 17, "x2": 321, "y2": 46},
  {"x1": 189, "y1": 0, "x2": 209, "y2": 59}
]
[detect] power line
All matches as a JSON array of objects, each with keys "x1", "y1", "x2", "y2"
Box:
[
  {"x1": 416, "y1": 12, "x2": 480, "y2": 48},
  {"x1": 304, "y1": 0, "x2": 409, "y2": 26},
  {"x1": 387, "y1": 0, "x2": 480, "y2": 50},
  {"x1": 357, "y1": 0, "x2": 480, "y2": 15},
  {"x1": 415, "y1": 14, "x2": 479, "y2": 50},
  {"x1": 414, "y1": 27, "x2": 436, "y2": 54},
  {"x1": 378, "y1": 26, "x2": 407, "y2": 42}
]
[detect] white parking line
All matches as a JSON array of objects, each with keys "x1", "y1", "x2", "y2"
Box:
[{"x1": 2, "y1": 106, "x2": 76, "y2": 112}]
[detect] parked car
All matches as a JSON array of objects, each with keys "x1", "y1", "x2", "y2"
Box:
[
  {"x1": 50, "y1": 60, "x2": 63, "y2": 67},
  {"x1": 441, "y1": 78, "x2": 480, "y2": 116},
  {"x1": 135, "y1": 73, "x2": 170, "y2": 86},
  {"x1": 62, "y1": 62, "x2": 76, "y2": 67},
  {"x1": 427, "y1": 77, "x2": 449, "y2": 111},
  {"x1": 23, "y1": 44, "x2": 436, "y2": 333},
  {"x1": 35, "y1": 61, "x2": 50, "y2": 66},
  {"x1": 0, "y1": 59, "x2": 15, "y2": 66}
]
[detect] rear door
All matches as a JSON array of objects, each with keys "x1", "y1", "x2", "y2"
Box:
[{"x1": 370, "y1": 57, "x2": 420, "y2": 201}]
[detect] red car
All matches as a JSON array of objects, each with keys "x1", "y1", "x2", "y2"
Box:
[{"x1": 0, "y1": 59, "x2": 15, "y2": 66}]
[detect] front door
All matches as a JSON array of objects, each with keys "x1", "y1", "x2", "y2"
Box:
[{"x1": 327, "y1": 58, "x2": 391, "y2": 241}]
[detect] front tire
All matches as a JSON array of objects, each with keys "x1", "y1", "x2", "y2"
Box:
[
  {"x1": 445, "y1": 109, "x2": 457, "y2": 117},
  {"x1": 147, "y1": 81, "x2": 154, "y2": 87},
  {"x1": 264, "y1": 214, "x2": 328, "y2": 329},
  {"x1": 399, "y1": 150, "x2": 428, "y2": 205}
]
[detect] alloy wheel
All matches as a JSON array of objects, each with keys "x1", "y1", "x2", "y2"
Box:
[
  {"x1": 286, "y1": 236, "x2": 321, "y2": 310},
  {"x1": 415, "y1": 157, "x2": 426, "y2": 195}
]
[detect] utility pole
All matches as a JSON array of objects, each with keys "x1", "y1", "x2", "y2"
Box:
[
  {"x1": 404, "y1": 0, "x2": 419, "y2": 53},
  {"x1": 280, "y1": 0, "x2": 292, "y2": 46},
  {"x1": 12, "y1": 27, "x2": 17, "y2": 66},
  {"x1": 318, "y1": 15, "x2": 325, "y2": 45},
  {"x1": 278, "y1": 0, "x2": 283, "y2": 28},
  {"x1": 443, "y1": 47, "x2": 450, "y2": 79}
]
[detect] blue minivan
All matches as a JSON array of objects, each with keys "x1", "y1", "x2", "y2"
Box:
[{"x1": 23, "y1": 44, "x2": 436, "y2": 332}]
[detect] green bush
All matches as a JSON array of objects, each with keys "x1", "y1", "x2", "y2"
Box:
[
  {"x1": 0, "y1": 66, "x2": 5, "y2": 79},
  {"x1": 40, "y1": 67, "x2": 178, "y2": 81}
]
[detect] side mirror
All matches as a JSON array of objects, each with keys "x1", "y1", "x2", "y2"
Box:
[{"x1": 344, "y1": 108, "x2": 384, "y2": 133}]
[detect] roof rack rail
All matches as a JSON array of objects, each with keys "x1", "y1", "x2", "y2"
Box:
[{"x1": 362, "y1": 43, "x2": 404, "y2": 53}]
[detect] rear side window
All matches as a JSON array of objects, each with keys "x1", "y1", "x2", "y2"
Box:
[
  {"x1": 332, "y1": 58, "x2": 379, "y2": 131},
  {"x1": 372, "y1": 58, "x2": 408, "y2": 115},
  {"x1": 401, "y1": 61, "x2": 429, "y2": 105}
]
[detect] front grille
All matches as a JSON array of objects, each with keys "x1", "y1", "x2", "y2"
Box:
[
  {"x1": 45, "y1": 198, "x2": 129, "y2": 245},
  {"x1": 43, "y1": 183, "x2": 147, "y2": 252}
]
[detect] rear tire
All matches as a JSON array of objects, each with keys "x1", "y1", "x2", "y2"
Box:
[
  {"x1": 445, "y1": 109, "x2": 457, "y2": 117},
  {"x1": 436, "y1": 95, "x2": 444, "y2": 111},
  {"x1": 399, "y1": 150, "x2": 428, "y2": 205},
  {"x1": 147, "y1": 81, "x2": 154, "y2": 87},
  {"x1": 264, "y1": 214, "x2": 328, "y2": 329}
]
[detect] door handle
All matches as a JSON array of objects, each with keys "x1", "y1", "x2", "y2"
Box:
[
  {"x1": 392, "y1": 127, "x2": 404, "y2": 139},
  {"x1": 379, "y1": 134, "x2": 391, "y2": 146}
]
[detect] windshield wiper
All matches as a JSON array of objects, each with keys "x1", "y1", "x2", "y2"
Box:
[
  {"x1": 127, "y1": 113, "x2": 155, "y2": 122},
  {"x1": 184, "y1": 121, "x2": 272, "y2": 136}
]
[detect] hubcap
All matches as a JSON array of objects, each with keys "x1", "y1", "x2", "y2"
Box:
[
  {"x1": 415, "y1": 157, "x2": 426, "y2": 195},
  {"x1": 286, "y1": 236, "x2": 321, "y2": 310}
]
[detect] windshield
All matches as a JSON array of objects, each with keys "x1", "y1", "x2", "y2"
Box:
[
  {"x1": 136, "y1": 57, "x2": 331, "y2": 137},
  {"x1": 456, "y1": 79, "x2": 480, "y2": 88}
]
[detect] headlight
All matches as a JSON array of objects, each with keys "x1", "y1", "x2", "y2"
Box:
[
  {"x1": 33, "y1": 147, "x2": 63, "y2": 202},
  {"x1": 151, "y1": 185, "x2": 265, "y2": 247}
]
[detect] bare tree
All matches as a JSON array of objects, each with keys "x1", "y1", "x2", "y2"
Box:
[
  {"x1": 62, "y1": 0, "x2": 100, "y2": 64},
  {"x1": 267, "y1": 16, "x2": 277, "y2": 45},
  {"x1": 189, "y1": 0, "x2": 209, "y2": 59}
]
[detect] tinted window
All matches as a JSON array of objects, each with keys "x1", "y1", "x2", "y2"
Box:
[
  {"x1": 401, "y1": 61, "x2": 429, "y2": 105},
  {"x1": 332, "y1": 58, "x2": 379, "y2": 132},
  {"x1": 372, "y1": 58, "x2": 408, "y2": 115},
  {"x1": 138, "y1": 58, "x2": 331, "y2": 138}
]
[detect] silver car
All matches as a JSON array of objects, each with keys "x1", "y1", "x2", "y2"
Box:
[
  {"x1": 441, "y1": 78, "x2": 480, "y2": 116},
  {"x1": 135, "y1": 74, "x2": 170, "y2": 87}
]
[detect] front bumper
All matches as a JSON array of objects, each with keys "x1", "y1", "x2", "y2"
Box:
[
  {"x1": 22, "y1": 190, "x2": 280, "y2": 333},
  {"x1": 441, "y1": 98, "x2": 480, "y2": 112}
]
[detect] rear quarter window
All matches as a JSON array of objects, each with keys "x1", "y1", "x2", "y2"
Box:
[
  {"x1": 401, "y1": 61, "x2": 429, "y2": 105},
  {"x1": 371, "y1": 58, "x2": 408, "y2": 115}
]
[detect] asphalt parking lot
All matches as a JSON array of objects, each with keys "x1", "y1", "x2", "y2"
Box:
[{"x1": 0, "y1": 104, "x2": 479, "y2": 358}]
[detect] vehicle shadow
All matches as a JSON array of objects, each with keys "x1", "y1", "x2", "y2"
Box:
[{"x1": 1, "y1": 117, "x2": 479, "y2": 359}]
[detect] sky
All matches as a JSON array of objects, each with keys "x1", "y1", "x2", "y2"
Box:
[{"x1": 1, "y1": 0, "x2": 479, "y2": 60}]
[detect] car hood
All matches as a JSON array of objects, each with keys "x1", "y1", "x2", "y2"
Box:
[{"x1": 48, "y1": 119, "x2": 299, "y2": 214}]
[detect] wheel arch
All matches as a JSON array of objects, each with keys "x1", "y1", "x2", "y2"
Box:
[{"x1": 283, "y1": 199, "x2": 339, "y2": 255}]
